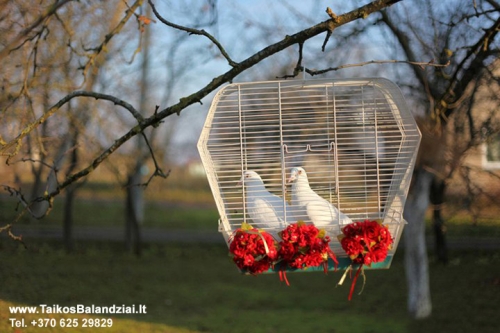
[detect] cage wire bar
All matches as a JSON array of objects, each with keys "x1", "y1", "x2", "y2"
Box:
[{"x1": 197, "y1": 78, "x2": 421, "y2": 270}]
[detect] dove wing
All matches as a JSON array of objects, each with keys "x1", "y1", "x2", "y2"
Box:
[
  {"x1": 305, "y1": 190, "x2": 353, "y2": 226},
  {"x1": 305, "y1": 198, "x2": 336, "y2": 227},
  {"x1": 248, "y1": 194, "x2": 285, "y2": 229}
]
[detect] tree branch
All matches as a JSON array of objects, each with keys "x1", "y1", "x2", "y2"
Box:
[
  {"x1": 0, "y1": 91, "x2": 144, "y2": 162},
  {"x1": 278, "y1": 42, "x2": 305, "y2": 79},
  {"x1": 280, "y1": 58, "x2": 450, "y2": 78},
  {"x1": 379, "y1": 9, "x2": 437, "y2": 99},
  {"x1": 438, "y1": 15, "x2": 500, "y2": 120},
  {"x1": 139, "y1": 131, "x2": 170, "y2": 187},
  {"x1": 0, "y1": 0, "x2": 73, "y2": 61},
  {"x1": 148, "y1": 0, "x2": 238, "y2": 67},
  {"x1": 0, "y1": 224, "x2": 27, "y2": 248},
  {"x1": 1, "y1": 185, "x2": 36, "y2": 220},
  {"x1": 79, "y1": 0, "x2": 143, "y2": 80}
]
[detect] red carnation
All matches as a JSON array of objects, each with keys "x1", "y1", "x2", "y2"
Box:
[
  {"x1": 277, "y1": 221, "x2": 338, "y2": 285},
  {"x1": 229, "y1": 223, "x2": 278, "y2": 275},
  {"x1": 338, "y1": 220, "x2": 394, "y2": 300},
  {"x1": 339, "y1": 220, "x2": 393, "y2": 266}
]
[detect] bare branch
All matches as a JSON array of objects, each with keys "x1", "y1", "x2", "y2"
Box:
[
  {"x1": 282, "y1": 59, "x2": 450, "y2": 78},
  {"x1": 0, "y1": 224, "x2": 27, "y2": 248},
  {"x1": 0, "y1": 185, "x2": 47, "y2": 221},
  {"x1": 438, "y1": 16, "x2": 500, "y2": 120},
  {"x1": 0, "y1": 0, "x2": 73, "y2": 61},
  {"x1": 2, "y1": 185, "x2": 31, "y2": 215},
  {"x1": 326, "y1": 7, "x2": 340, "y2": 22},
  {"x1": 322, "y1": 7, "x2": 339, "y2": 51},
  {"x1": 278, "y1": 42, "x2": 305, "y2": 79},
  {"x1": 321, "y1": 29, "x2": 333, "y2": 52},
  {"x1": 139, "y1": 131, "x2": 170, "y2": 187},
  {"x1": 0, "y1": 91, "x2": 144, "y2": 161},
  {"x1": 79, "y1": 0, "x2": 143, "y2": 80},
  {"x1": 485, "y1": 0, "x2": 500, "y2": 11},
  {"x1": 380, "y1": 10, "x2": 436, "y2": 98},
  {"x1": 148, "y1": 0, "x2": 238, "y2": 67}
]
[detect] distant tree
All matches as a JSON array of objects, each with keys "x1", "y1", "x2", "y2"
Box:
[
  {"x1": 0, "y1": 0, "x2": 142, "y2": 251},
  {"x1": 374, "y1": 0, "x2": 500, "y2": 318}
]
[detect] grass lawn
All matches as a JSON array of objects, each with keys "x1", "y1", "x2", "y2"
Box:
[
  {"x1": 0, "y1": 240, "x2": 498, "y2": 333},
  {"x1": 2, "y1": 193, "x2": 499, "y2": 240},
  {"x1": 0, "y1": 195, "x2": 219, "y2": 230}
]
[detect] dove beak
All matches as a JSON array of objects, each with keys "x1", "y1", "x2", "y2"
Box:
[{"x1": 287, "y1": 174, "x2": 296, "y2": 183}]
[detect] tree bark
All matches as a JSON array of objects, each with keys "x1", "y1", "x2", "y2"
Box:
[
  {"x1": 63, "y1": 135, "x2": 79, "y2": 253},
  {"x1": 430, "y1": 177, "x2": 448, "y2": 264},
  {"x1": 63, "y1": 186, "x2": 75, "y2": 253},
  {"x1": 125, "y1": 172, "x2": 142, "y2": 256},
  {"x1": 124, "y1": 4, "x2": 150, "y2": 257},
  {"x1": 403, "y1": 168, "x2": 433, "y2": 319}
]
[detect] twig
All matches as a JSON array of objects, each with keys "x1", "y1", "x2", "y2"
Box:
[
  {"x1": 0, "y1": 224, "x2": 27, "y2": 248},
  {"x1": 2, "y1": 185, "x2": 32, "y2": 215},
  {"x1": 0, "y1": 0, "x2": 73, "y2": 60},
  {"x1": 0, "y1": 185, "x2": 48, "y2": 222},
  {"x1": 139, "y1": 131, "x2": 170, "y2": 187},
  {"x1": 326, "y1": 7, "x2": 340, "y2": 22},
  {"x1": 278, "y1": 42, "x2": 305, "y2": 79},
  {"x1": 11, "y1": 157, "x2": 56, "y2": 170},
  {"x1": 321, "y1": 29, "x2": 333, "y2": 52},
  {"x1": 309, "y1": 59, "x2": 450, "y2": 76},
  {"x1": 79, "y1": 0, "x2": 143, "y2": 80},
  {"x1": 0, "y1": 91, "x2": 144, "y2": 162},
  {"x1": 148, "y1": 0, "x2": 238, "y2": 67},
  {"x1": 321, "y1": 7, "x2": 339, "y2": 51},
  {"x1": 281, "y1": 59, "x2": 450, "y2": 78},
  {"x1": 437, "y1": 15, "x2": 500, "y2": 120}
]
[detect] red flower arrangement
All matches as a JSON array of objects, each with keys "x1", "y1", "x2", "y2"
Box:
[
  {"x1": 228, "y1": 221, "x2": 337, "y2": 284},
  {"x1": 337, "y1": 220, "x2": 393, "y2": 300},
  {"x1": 228, "y1": 220, "x2": 392, "y2": 300},
  {"x1": 277, "y1": 221, "x2": 338, "y2": 285},
  {"x1": 228, "y1": 222, "x2": 278, "y2": 275}
]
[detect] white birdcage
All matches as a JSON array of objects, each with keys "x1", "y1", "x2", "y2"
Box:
[{"x1": 197, "y1": 78, "x2": 421, "y2": 270}]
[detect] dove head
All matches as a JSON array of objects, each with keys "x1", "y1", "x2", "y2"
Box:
[
  {"x1": 288, "y1": 167, "x2": 308, "y2": 183},
  {"x1": 238, "y1": 170, "x2": 265, "y2": 187}
]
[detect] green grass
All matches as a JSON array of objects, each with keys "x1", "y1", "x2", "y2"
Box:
[
  {"x1": 0, "y1": 195, "x2": 219, "y2": 230},
  {"x1": 0, "y1": 240, "x2": 498, "y2": 333},
  {"x1": 428, "y1": 216, "x2": 500, "y2": 238}
]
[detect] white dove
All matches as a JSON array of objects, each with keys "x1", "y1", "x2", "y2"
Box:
[
  {"x1": 238, "y1": 170, "x2": 290, "y2": 233},
  {"x1": 288, "y1": 167, "x2": 352, "y2": 227}
]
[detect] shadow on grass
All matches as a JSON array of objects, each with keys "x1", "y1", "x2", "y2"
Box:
[{"x1": 0, "y1": 239, "x2": 498, "y2": 333}]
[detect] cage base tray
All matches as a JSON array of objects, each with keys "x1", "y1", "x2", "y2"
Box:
[{"x1": 236, "y1": 256, "x2": 394, "y2": 275}]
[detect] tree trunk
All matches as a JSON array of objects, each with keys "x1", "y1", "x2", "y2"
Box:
[
  {"x1": 124, "y1": 4, "x2": 150, "y2": 257},
  {"x1": 63, "y1": 186, "x2": 75, "y2": 253},
  {"x1": 403, "y1": 168, "x2": 432, "y2": 319},
  {"x1": 430, "y1": 177, "x2": 448, "y2": 264},
  {"x1": 63, "y1": 137, "x2": 79, "y2": 253},
  {"x1": 28, "y1": 134, "x2": 45, "y2": 217},
  {"x1": 125, "y1": 172, "x2": 142, "y2": 256}
]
